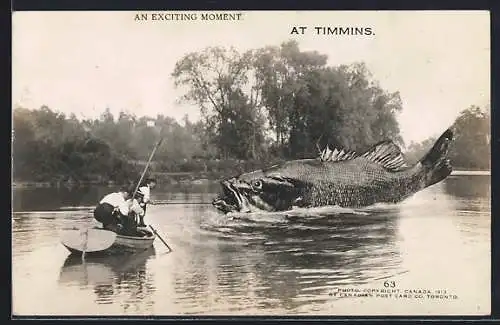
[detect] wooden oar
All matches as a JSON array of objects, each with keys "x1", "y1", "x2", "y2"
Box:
[{"x1": 148, "y1": 225, "x2": 172, "y2": 252}]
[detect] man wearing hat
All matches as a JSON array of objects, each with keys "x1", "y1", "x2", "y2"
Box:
[{"x1": 136, "y1": 178, "x2": 157, "y2": 227}]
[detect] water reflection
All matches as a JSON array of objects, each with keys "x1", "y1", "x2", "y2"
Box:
[
  {"x1": 12, "y1": 175, "x2": 491, "y2": 315},
  {"x1": 13, "y1": 186, "x2": 103, "y2": 212},
  {"x1": 12, "y1": 183, "x2": 220, "y2": 212},
  {"x1": 59, "y1": 248, "x2": 157, "y2": 312},
  {"x1": 444, "y1": 175, "x2": 491, "y2": 199},
  {"x1": 443, "y1": 175, "x2": 491, "y2": 244},
  {"x1": 167, "y1": 208, "x2": 402, "y2": 313}
]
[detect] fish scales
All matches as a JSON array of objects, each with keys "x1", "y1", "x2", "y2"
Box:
[
  {"x1": 212, "y1": 129, "x2": 453, "y2": 213},
  {"x1": 274, "y1": 158, "x2": 423, "y2": 208}
]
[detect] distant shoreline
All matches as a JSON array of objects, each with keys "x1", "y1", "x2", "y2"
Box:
[
  {"x1": 12, "y1": 169, "x2": 491, "y2": 189},
  {"x1": 12, "y1": 179, "x2": 219, "y2": 189}
]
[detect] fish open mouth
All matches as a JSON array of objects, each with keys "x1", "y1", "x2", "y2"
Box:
[{"x1": 212, "y1": 180, "x2": 244, "y2": 213}]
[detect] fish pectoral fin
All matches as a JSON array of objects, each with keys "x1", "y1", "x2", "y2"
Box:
[
  {"x1": 292, "y1": 196, "x2": 309, "y2": 208},
  {"x1": 360, "y1": 140, "x2": 409, "y2": 171}
]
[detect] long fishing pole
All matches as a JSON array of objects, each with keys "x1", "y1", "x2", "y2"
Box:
[
  {"x1": 131, "y1": 137, "x2": 163, "y2": 200},
  {"x1": 130, "y1": 137, "x2": 173, "y2": 251},
  {"x1": 152, "y1": 200, "x2": 212, "y2": 205}
]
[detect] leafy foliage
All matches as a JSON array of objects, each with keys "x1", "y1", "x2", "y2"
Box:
[
  {"x1": 12, "y1": 107, "x2": 204, "y2": 183},
  {"x1": 448, "y1": 106, "x2": 490, "y2": 170},
  {"x1": 172, "y1": 46, "x2": 267, "y2": 160},
  {"x1": 12, "y1": 42, "x2": 490, "y2": 184},
  {"x1": 405, "y1": 106, "x2": 490, "y2": 170},
  {"x1": 172, "y1": 40, "x2": 404, "y2": 160}
]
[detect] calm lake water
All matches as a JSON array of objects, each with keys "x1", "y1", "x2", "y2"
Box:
[{"x1": 12, "y1": 175, "x2": 491, "y2": 316}]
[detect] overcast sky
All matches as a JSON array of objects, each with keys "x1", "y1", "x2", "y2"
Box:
[{"x1": 12, "y1": 11, "x2": 490, "y2": 144}]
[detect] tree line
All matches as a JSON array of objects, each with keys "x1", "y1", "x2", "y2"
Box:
[
  {"x1": 13, "y1": 106, "x2": 205, "y2": 184},
  {"x1": 12, "y1": 40, "x2": 490, "y2": 185},
  {"x1": 405, "y1": 105, "x2": 490, "y2": 170},
  {"x1": 172, "y1": 40, "x2": 403, "y2": 160}
]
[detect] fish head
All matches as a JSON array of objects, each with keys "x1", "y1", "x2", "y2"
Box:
[{"x1": 212, "y1": 171, "x2": 305, "y2": 213}]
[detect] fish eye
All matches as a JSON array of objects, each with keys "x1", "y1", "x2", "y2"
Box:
[{"x1": 252, "y1": 180, "x2": 263, "y2": 190}]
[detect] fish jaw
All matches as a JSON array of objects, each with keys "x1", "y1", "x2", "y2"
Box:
[
  {"x1": 211, "y1": 196, "x2": 238, "y2": 214},
  {"x1": 212, "y1": 178, "x2": 280, "y2": 213},
  {"x1": 212, "y1": 179, "x2": 253, "y2": 213}
]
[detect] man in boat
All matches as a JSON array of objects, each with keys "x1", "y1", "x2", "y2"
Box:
[
  {"x1": 94, "y1": 188, "x2": 129, "y2": 232},
  {"x1": 94, "y1": 188, "x2": 145, "y2": 234},
  {"x1": 135, "y1": 178, "x2": 157, "y2": 227},
  {"x1": 120, "y1": 193, "x2": 147, "y2": 236}
]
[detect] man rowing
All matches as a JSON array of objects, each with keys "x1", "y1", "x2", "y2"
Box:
[{"x1": 93, "y1": 188, "x2": 145, "y2": 235}]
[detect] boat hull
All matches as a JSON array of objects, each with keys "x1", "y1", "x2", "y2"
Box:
[{"x1": 61, "y1": 227, "x2": 156, "y2": 256}]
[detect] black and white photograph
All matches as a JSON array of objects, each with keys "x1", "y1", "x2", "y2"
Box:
[{"x1": 12, "y1": 10, "x2": 491, "y2": 316}]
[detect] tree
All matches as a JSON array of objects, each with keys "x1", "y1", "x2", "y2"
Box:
[
  {"x1": 13, "y1": 106, "x2": 141, "y2": 183},
  {"x1": 252, "y1": 40, "x2": 328, "y2": 153},
  {"x1": 404, "y1": 105, "x2": 490, "y2": 170},
  {"x1": 404, "y1": 137, "x2": 437, "y2": 165},
  {"x1": 449, "y1": 106, "x2": 490, "y2": 170},
  {"x1": 171, "y1": 41, "x2": 404, "y2": 160},
  {"x1": 250, "y1": 42, "x2": 403, "y2": 158},
  {"x1": 332, "y1": 63, "x2": 403, "y2": 150},
  {"x1": 172, "y1": 46, "x2": 266, "y2": 159}
]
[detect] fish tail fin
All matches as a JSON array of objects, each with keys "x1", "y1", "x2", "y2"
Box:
[{"x1": 419, "y1": 128, "x2": 454, "y2": 187}]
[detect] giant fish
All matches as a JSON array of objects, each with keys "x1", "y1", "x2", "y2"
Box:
[{"x1": 212, "y1": 129, "x2": 454, "y2": 213}]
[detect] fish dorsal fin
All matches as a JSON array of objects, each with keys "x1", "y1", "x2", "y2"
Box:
[
  {"x1": 319, "y1": 140, "x2": 409, "y2": 171},
  {"x1": 360, "y1": 140, "x2": 409, "y2": 171},
  {"x1": 319, "y1": 145, "x2": 359, "y2": 162}
]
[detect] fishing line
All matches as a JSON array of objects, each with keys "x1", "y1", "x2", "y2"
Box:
[{"x1": 152, "y1": 201, "x2": 212, "y2": 205}]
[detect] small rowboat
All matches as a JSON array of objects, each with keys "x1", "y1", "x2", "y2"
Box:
[{"x1": 60, "y1": 226, "x2": 156, "y2": 256}]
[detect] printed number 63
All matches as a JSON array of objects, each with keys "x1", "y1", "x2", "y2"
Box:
[{"x1": 384, "y1": 281, "x2": 396, "y2": 288}]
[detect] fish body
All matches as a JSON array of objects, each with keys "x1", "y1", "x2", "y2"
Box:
[{"x1": 213, "y1": 129, "x2": 454, "y2": 213}]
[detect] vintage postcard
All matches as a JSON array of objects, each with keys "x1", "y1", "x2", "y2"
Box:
[{"x1": 12, "y1": 10, "x2": 491, "y2": 316}]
